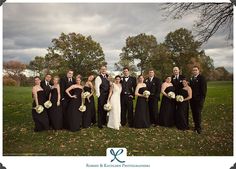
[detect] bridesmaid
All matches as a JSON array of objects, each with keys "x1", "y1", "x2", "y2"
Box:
[
  {"x1": 32, "y1": 76, "x2": 49, "y2": 132},
  {"x1": 159, "y1": 76, "x2": 175, "y2": 127},
  {"x1": 134, "y1": 75, "x2": 150, "y2": 128},
  {"x1": 82, "y1": 75, "x2": 96, "y2": 128},
  {"x1": 176, "y1": 79, "x2": 192, "y2": 130},
  {"x1": 66, "y1": 75, "x2": 83, "y2": 132},
  {"x1": 48, "y1": 76, "x2": 63, "y2": 130}
]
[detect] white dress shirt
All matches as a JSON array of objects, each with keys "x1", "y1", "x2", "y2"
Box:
[{"x1": 95, "y1": 76, "x2": 102, "y2": 97}]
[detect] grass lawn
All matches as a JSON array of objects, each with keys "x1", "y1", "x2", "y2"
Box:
[{"x1": 3, "y1": 81, "x2": 233, "y2": 156}]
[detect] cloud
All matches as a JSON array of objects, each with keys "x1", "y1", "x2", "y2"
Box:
[{"x1": 3, "y1": 3, "x2": 233, "y2": 72}]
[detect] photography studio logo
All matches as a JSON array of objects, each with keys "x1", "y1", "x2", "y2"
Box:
[
  {"x1": 107, "y1": 148, "x2": 126, "y2": 163},
  {"x1": 230, "y1": 163, "x2": 236, "y2": 169},
  {"x1": 0, "y1": 163, "x2": 6, "y2": 169}
]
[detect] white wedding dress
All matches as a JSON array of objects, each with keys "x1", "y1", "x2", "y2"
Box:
[{"x1": 107, "y1": 83, "x2": 122, "y2": 130}]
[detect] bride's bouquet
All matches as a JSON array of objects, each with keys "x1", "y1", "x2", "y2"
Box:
[
  {"x1": 44, "y1": 100, "x2": 52, "y2": 109},
  {"x1": 143, "y1": 90, "x2": 151, "y2": 99},
  {"x1": 176, "y1": 95, "x2": 184, "y2": 102},
  {"x1": 34, "y1": 105, "x2": 44, "y2": 114},
  {"x1": 104, "y1": 102, "x2": 112, "y2": 111},
  {"x1": 167, "y1": 92, "x2": 175, "y2": 99}
]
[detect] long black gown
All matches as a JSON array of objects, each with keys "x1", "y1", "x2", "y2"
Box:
[
  {"x1": 32, "y1": 90, "x2": 50, "y2": 132},
  {"x1": 67, "y1": 88, "x2": 83, "y2": 132},
  {"x1": 134, "y1": 87, "x2": 150, "y2": 128},
  {"x1": 82, "y1": 86, "x2": 94, "y2": 128},
  {"x1": 48, "y1": 88, "x2": 63, "y2": 130},
  {"x1": 176, "y1": 88, "x2": 189, "y2": 130},
  {"x1": 159, "y1": 86, "x2": 175, "y2": 127}
]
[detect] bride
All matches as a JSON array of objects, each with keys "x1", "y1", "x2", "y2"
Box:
[{"x1": 107, "y1": 75, "x2": 122, "y2": 130}]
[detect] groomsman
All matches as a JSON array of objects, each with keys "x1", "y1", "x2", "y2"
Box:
[
  {"x1": 40, "y1": 74, "x2": 52, "y2": 100},
  {"x1": 190, "y1": 66, "x2": 207, "y2": 134},
  {"x1": 171, "y1": 67, "x2": 186, "y2": 125},
  {"x1": 171, "y1": 67, "x2": 185, "y2": 94},
  {"x1": 95, "y1": 66, "x2": 110, "y2": 129},
  {"x1": 60, "y1": 70, "x2": 76, "y2": 129},
  {"x1": 121, "y1": 67, "x2": 136, "y2": 127},
  {"x1": 145, "y1": 69, "x2": 161, "y2": 126}
]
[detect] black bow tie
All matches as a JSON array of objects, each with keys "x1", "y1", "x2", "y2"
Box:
[{"x1": 125, "y1": 76, "x2": 129, "y2": 78}]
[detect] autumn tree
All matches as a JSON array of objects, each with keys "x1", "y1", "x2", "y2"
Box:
[{"x1": 3, "y1": 60, "x2": 26, "y2": 86}]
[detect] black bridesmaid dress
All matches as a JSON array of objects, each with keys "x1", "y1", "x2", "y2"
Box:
[
  {"x1": 67, "y1": 88, "x2": 83, "y2": 132},
  {"x1": 48, "y1": 88, "x2": 63, "y2": 130},
  {"x1": 82, "y1": 86, "x2": 93, "y2": 128},
  {"x1": 176, "y1": 88, "x2": 189, "y2": 130},
  {"x1": 159, "y1": 86, "x2": 175, "y2": 127},
  {"x1": 90, "y1": 92, "x2": 96, "y2": 125},
  {"x1": 134, "y1": 87, "x2": 150, "y2": 128},
  {"x1": 32, "y1": 90, "x2": 50, "y2": 132}
]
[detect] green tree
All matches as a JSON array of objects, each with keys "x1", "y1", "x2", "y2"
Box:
[
  {"x1": 30, "y1": 32, "x2": 106, "y2": 78},
  {"x1": 149, "y1": 43, "x2": 173, "y2": 80},
  {"x1": 164, "y1": 28, "x2": 203, "y2": 77},
  {"x1": 28, "y1": 56, "x2": 45, "y2": 77},
  {"x1": 119, "y1": 33, "x2": 158, "y2": 74}
]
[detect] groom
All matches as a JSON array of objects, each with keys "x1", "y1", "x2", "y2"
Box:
[
  {"x1": 95, "y1": 66, "x2": 110, "y2": 129},
  {"x1": 190, "y1": 66, "x2": 207, "y2": 134},
  {"x1": 121, "y1": 67, "x2": 136, "y2": 127}
]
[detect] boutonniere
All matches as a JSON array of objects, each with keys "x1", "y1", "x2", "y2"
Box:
[
  {"x1": 179, "y1": 80, "x2": 182, "y2": 83},
  {"x1": 173, "y1": 77, "x2": 176, "y2": 80},
  {"x1": 190, "y1": 77, "x2": 193, "y2": 81},
  {"x1": 145, "y1": 79, "x2": 148, "y2": 82}
]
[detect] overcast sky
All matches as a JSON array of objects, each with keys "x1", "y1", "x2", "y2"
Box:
[{"x1": 3, "y1": 3, "x2": 233, "y2": 72}]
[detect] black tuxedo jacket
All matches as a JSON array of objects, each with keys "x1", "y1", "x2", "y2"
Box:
[
  {"x1": 60, "y1": 77, "x2": 76, "y2": 100},
  {"x1": 190, "y1": 74, "x2": 207, "y2": 100},
  {"x1": 171, "y1": 74, "x2": 185, "y2": 94},
  {"x1": 121, "y1": 76, "x2": 137, "y2": 98},
  {"x1": 145, "y1": 76, "x2": 161, "y2": 100},
  {"x1": 40, "y1": 80, "x2": 53, "y2": 99}
]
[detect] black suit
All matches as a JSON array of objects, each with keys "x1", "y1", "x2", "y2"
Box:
[
  {"x1": 97, "y1": 74, "x2": 110, "y2": 128},
  {"x1": 40, "y1": 80, "x2": 53, "y2": 100},
  {"x1": 145, "y1": 76, "x2": 161, "y2": 125},
  {"x1": 60, "y1": 77, "x2": 76, "y2": 129},
  {"x1": 171, "y1": 74, "x2": 186, "y2": 125},
  {"x1": 171, "y1": 75, "x2": 185, "y2": 95},
  {"x1": 190, "y1": 74, "x2": 207, "y2": 130},
  {"x1": 121, "y1": 76, "x2": 137, "y2": 127}
]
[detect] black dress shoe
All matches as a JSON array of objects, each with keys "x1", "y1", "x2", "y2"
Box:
[{"x1": 196, "y1": 129, "x2": 202, "y2": 134}]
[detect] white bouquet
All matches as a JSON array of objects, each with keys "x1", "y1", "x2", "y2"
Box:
[
  {"x1": 176, "y1": 95, "x2": 184, "y2": 102},
  {"x1": 104, "y1": 102, "x2": 112, "y2": 111},
  {"x1": 167, "y1": 92, "x2": 175, "y2": 99},
  {"x1": 44, "y1": 100, "x2": 52, "y2": 109},
  {"x1": 82, "y1": 91, "x2": 91, "y2": 99},
  {"x1": 35, "y1": 105, "x2": 44, "y2": 114},
  {"x1": 79, "y1": 105, "x2": 86, "y2": 112},
  {"x1": 143, "y1": 90, "x2": 151, "y2": 98}
]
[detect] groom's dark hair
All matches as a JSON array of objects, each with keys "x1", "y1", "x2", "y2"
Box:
[{"x1": 123, "y1": 67, "x2": 129, "y2": 71}]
